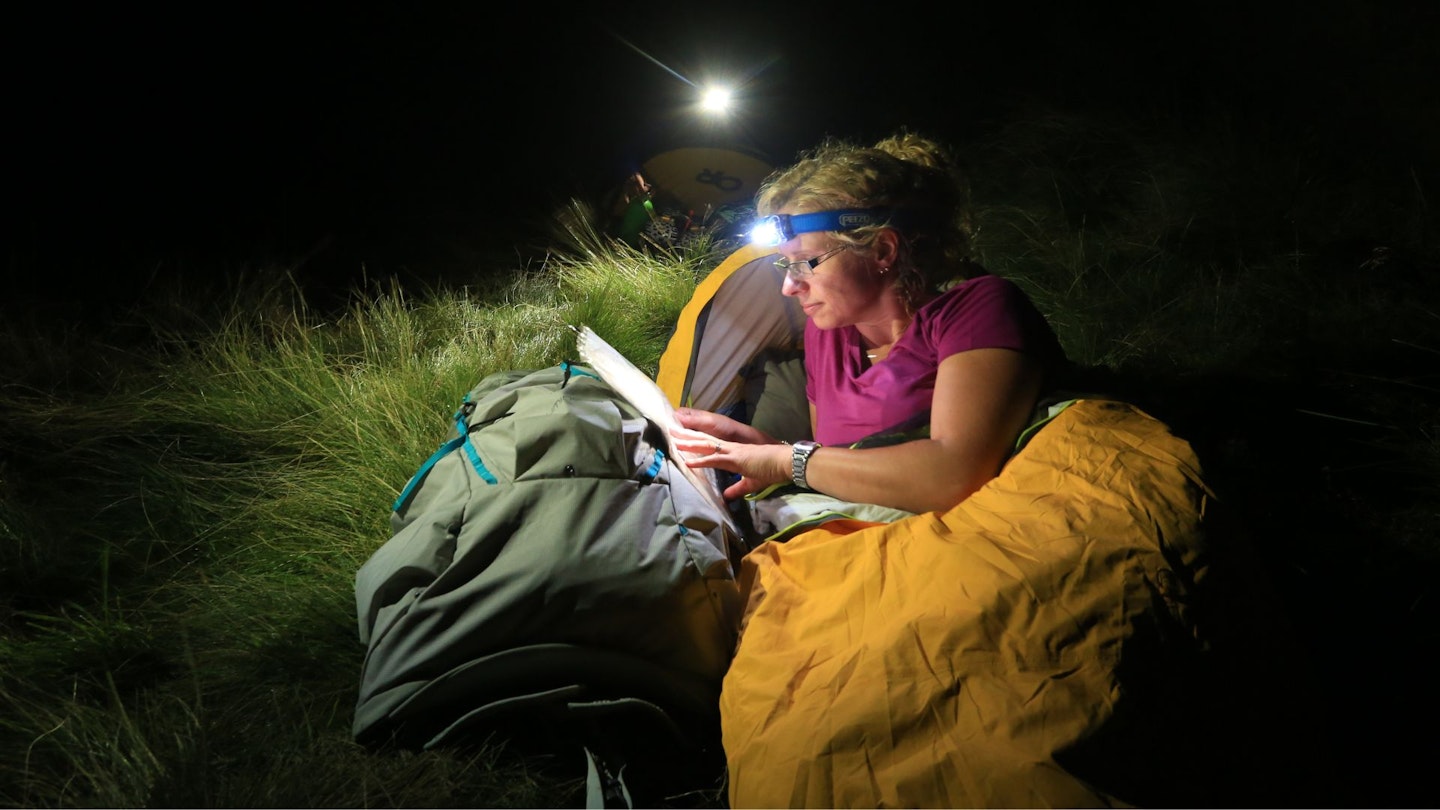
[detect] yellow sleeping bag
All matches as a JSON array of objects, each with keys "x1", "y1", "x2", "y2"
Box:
[{"x1": 720, "y1": 398, "x2": 1246, "y2": 808}]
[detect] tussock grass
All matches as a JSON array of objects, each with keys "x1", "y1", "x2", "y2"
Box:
[
  {"x1": 1, "y1": 104, "x2": 1436, "y2": 807},
  {"x1": 0, "y1": 230, "x2": 720, "y2": 807},
  {"x1": 968, "y1": 108, "x2": 1437, "y2": 378}
]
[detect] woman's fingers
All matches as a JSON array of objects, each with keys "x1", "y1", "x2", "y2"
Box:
[
  {"x1": 671, "y1": 427, "x2": 724, "y2": 462},
  {"x1": 676, "y1": 407, "x2": 737, "y2": 436}
]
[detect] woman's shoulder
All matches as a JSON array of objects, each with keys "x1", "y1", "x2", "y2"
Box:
[
  {"x1": 922, "y1": 272, "x2": 1029, "y2": 316},
  {"x1": 951, "y1": 269, "x2": 1020, "y2": 291},
  {"x1": 914, "y1": 270, "x2": 1061, "y2": 358}
]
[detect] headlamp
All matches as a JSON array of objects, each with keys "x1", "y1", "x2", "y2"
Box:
[{"x1": 748, "y1": 208, "x2": 894, "y2": 247}]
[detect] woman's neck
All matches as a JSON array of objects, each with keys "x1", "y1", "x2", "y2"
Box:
[
  {"x1": 856, "y1": 286, "x2": 921, "y2": 359},
  {"x1": 856, "y1": 317, "x2": 909, "y2": 360}
]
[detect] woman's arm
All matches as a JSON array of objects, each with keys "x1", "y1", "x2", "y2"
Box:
[
  {"x1": 802, "y1": 348, "x2": 1043, "y2": 513},
  {"x1": 675, "y1": 348, "x2": 1042, "y2": 513}
]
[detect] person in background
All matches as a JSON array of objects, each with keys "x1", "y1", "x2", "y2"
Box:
[
  {"x1": 672, "y1": 130, "x2": 1070, "y2": 515},
  {"x1": 606, "y1": 171, "x2": 654, "y2": 245}
]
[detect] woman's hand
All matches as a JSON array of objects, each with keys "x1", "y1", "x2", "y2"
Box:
[
  {"x1": 674, "y1": 407, "x2": 774, "y2": 444},
  {"x1": 670, "y1": 409, "x2": 790, "y2": 500}
]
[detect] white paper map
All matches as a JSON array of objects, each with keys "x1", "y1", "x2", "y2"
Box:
[{"x1": 574, "y1": 325, "x2": 739, "y2": 537}]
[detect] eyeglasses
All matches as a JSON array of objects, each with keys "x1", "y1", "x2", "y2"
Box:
[{"x1": 774, "y1": 245, "x2": 850, "y2": 279}]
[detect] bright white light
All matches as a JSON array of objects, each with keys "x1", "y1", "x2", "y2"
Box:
[
  {"x1": 750, "y1": 218, "x2": 784, "y2": 246},
  {"x1": 699, "y1": 85, "x2": 734, "y2": 114}
]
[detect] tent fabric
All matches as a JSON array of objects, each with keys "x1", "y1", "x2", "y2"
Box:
[
  {"x1": 719, "y1": 397, "x2": 1288, "y2": 808},
  {"x1": 656, "y1": 242, "x2": 803, "y2": 419},
  {"x1": 641, "y1": 146, "x2": 775, "y2": 213}
]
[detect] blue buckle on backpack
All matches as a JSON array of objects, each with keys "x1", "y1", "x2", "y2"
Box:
[{"x1": 749, "y1": 208, "x2": 893, "y2": 246}]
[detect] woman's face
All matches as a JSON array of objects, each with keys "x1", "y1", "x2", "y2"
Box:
[{"x1": 778, "y1": 231, "x2": 887, "y2": 329}]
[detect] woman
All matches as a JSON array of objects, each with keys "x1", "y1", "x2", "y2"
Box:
[{"x1": 673, "y1": 130, "x2": 1068, "y2": 515}]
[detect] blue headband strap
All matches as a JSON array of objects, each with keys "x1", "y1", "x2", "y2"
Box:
[{"x1": 749, "y1": 208, "x2": 895, "y2": 246}]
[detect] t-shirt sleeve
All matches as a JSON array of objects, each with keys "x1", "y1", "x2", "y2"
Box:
[{"x1": 924, "y1": 275, "x2": 1050, "y2": 360}]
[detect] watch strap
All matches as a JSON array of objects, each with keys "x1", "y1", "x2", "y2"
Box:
[{"x1": 791, "y1": 440, "x2": 821, "y2": 490}]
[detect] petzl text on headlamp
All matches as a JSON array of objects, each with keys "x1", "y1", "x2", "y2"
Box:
[{"x1": 749, "y1": 208, "x2": 894, "y2": 246}]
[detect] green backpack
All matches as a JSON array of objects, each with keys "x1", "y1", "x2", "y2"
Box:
[{"x1": 353, "y1": 362, "x2": 745, "y2": 806}]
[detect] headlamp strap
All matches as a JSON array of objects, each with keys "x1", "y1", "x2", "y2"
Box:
[
  {"x1": 751, "y1": 207, "x2": 895, "y2": 246},
  {"x1": 782, "y1": 209, "x2": 890, "y2": 239}
]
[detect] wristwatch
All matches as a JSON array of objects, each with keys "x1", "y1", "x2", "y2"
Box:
[{"x1": 790, "y1": 440, "x2": 822, "y2": 490}]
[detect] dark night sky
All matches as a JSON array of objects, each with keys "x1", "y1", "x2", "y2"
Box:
[{"x1": 6, "y1": 2, "x2": 1438, "y2": 310}]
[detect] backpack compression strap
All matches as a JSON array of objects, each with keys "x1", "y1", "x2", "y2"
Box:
[{"x1": 392, "y1": 363, "x2": 608, "y2": 514}]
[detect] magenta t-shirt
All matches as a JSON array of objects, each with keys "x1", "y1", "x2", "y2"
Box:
[{"x1": 804, "y1": 274, "x2": 1064, "y2": 446}]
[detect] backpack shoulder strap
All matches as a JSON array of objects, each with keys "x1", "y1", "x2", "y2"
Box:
[{"x1": 375, "y1": 643, "x2": 726, "y2": 808}]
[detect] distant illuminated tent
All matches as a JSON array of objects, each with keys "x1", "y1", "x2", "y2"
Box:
[
  {"x1": 606, "y1": 121, "x2": 776, "y2": 246},
  {"x1": 640, "y1": 146, "x2": 774, "y2": 214}
]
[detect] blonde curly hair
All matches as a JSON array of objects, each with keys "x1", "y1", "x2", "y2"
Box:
[{"x1": 755, "y1": 130, "x2": 979, "y2": 313}]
